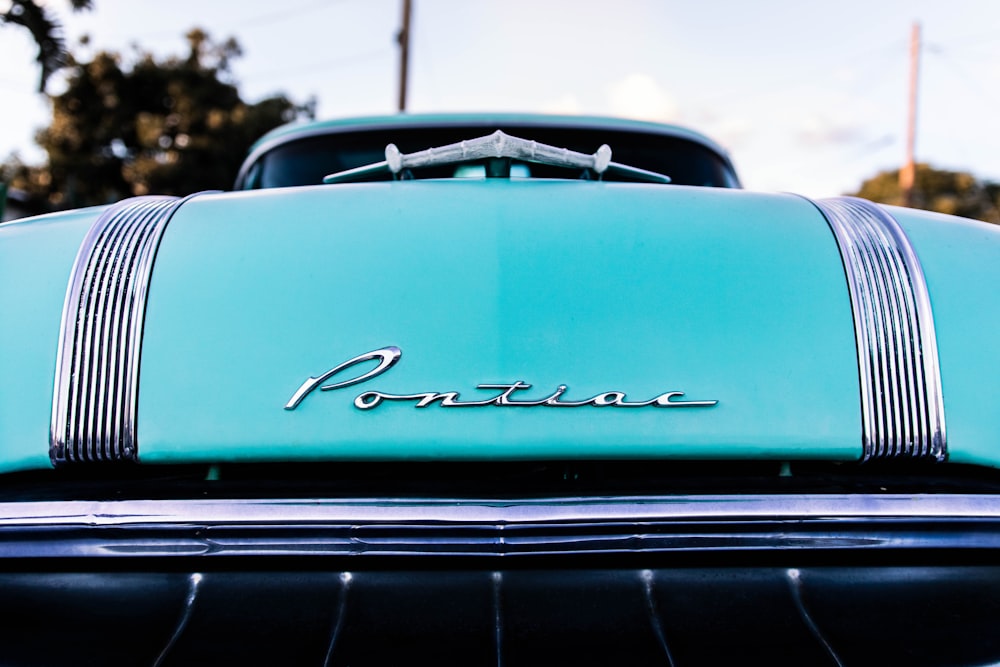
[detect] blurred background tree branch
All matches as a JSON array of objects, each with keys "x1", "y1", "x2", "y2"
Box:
[{"x1": 3, "y1": 27, "x2": 308, "y2": 210}]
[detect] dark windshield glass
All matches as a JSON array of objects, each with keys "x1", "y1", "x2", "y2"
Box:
[{"x1": 240, "y1": 125, "x2": 740, "y2": 189}]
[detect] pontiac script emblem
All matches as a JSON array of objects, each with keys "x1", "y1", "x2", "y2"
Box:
[{"x1": 285, "y1": 347, "x2": 718, "y2": 411}]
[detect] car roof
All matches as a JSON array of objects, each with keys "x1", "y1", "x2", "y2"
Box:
[{"x1": 243, "y1": 112, "x2": 735, "y2": 175}]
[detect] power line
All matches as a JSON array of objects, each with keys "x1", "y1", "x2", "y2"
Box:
[
  {"x1": 926, "y1": 48, "x2": 1000, "y2": 108},
  {"x1": 698, "y1": 40, "x2": 906, "y2": 106},
  {"x1": 125, "y1": 0, "x2": 363, "y2": 41},
  {"x1": 230, "y1": 0, "x2": 357, "y2": 30},
  {"x1": 927, "y1": 25, "x2": 1000, "y2": 48},
  {"x1": 241, "y1": 47, "x2": 392, "y2": 83}
]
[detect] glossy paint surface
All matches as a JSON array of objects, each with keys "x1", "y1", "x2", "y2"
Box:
[
  {"x1": 136, "y1": 182, "x2": 861, "y2": 464},
  {"x1": 891, "y1": 207, "x2": 1000, "y2": 468},
  {"x1": 3, "y1": 184, "x2": 998, "y2": 471},
  {"x1": 0, "y1": 210, "x2": 95, "y2": 472}
]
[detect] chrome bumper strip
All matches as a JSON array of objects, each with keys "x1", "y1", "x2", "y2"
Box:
[
  {"x1": 1, "y1": 494, "x2": 998, "y2": 558},
  {"x1": 813, "y1": 197, "x2": 946, "y2": 462},
  {"x1": 0, "y1": 494, "x2": 997, "y2": 525}
]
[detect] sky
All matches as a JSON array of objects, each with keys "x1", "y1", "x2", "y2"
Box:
[{"x1": 1, "y1": 0, "x2": 999, "y2": 197}]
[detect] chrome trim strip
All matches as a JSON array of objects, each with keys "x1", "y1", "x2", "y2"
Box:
[
  {"x1": 1, "y1": 494, "x2": 997, "y2": 526},
  {"x1": 51, "y1": 196, "x2": 186, "y2": 465},
  {"x1": 2, "y1": 495, "x2": 999, "y2": 558},
  {"x1": 813, "y1": 197, "x2": 946, "y2": 462}
]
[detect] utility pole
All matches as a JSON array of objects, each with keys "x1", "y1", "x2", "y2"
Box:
[
  {"x1": 900, "y1": 22, "x2": 921, "y2": 207},
  {"x1": 397, "y1": 0, "x2": 412, "y2": 112}
]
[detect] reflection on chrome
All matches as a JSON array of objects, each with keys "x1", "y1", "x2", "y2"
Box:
[
  {"x1": 3, "y1": 495, "x2": 999, "y2": 559},
  {"x1": 812, "y1": 197, "x2": 945, "y2": 462}
]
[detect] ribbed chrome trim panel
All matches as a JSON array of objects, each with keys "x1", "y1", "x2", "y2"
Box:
[
  {"x1": 50, "y1": 196, "x2": 184, "y2": 465},
  {"x1": 814, "y1": 197, "x2": 946, "y2": 462}
]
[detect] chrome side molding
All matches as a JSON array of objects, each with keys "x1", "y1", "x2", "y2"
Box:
[
  {"x1": 813, "y1": 197, "x2": 946, "y2": 461},
  {"x1": 50, "y1": 196, "x2": 185, "y2": 465}
]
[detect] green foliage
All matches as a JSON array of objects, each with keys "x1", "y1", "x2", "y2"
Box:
[
  {"x1": 851, "y1": 164, "x2": 1000, "y2": 224},
  {"x1": 0, "y1": 0, "x2": 92, "y2": 92},
  {"x1": 6, "y1": 29, "x2": 303, "y2": 209}
]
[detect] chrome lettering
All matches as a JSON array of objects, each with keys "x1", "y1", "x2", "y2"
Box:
[
  {"x1": 286, "y1": 347, "x2": 718, "y2": 411},
  {"x1": 284, "y1": 346, "x2": 401, "y2": 410}
]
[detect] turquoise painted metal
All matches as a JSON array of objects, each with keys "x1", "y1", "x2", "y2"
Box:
[
  {"x1": 4, "y1": 116, "x2": 999, "y2": 473},
  {"x1": 135, "y1": 182, "x2": 862, "y2": 464},
  {"x1": 891, "y1": 207, "x2": 1000, "y2": 468},
  {"x1": 0, "y1": 209, "x2": 97, "y2": 472}
]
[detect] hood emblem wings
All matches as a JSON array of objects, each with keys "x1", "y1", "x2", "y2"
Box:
[{"x1": 285, "y1": 347, "x2": 718, "y2": 411}]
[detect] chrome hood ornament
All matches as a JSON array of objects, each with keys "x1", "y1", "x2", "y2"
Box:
[
  {"x1": 285, "y1": 347, "x2": 718, "y2": 411},
  {"x1": 321, "y1": 130, "x2": 672, "y2": 185}
]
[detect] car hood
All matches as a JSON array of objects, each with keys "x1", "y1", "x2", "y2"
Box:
[{"x1": 2, "y1": 181, "x2": 997, "y2": 471}]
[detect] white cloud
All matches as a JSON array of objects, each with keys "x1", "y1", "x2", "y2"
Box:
[
  {"x1": 795, "y1": 114, "x2": 866, "y2": 147},
  {"x1": 606, "y1": 74, "x2": 679, "y2": 123},
  {"x1": 833, "y1": 66, "x2": 858, "y2": 84},
  {"x1": 539, "y1": 94, "x2": 583, "y2": 116},
  {"x1": 704, "y1": 116, "x2": 753, "y2": 152}
]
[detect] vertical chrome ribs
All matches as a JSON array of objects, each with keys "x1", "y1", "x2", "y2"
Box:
[
  {"x1": 51, "y1": 196, "x2": 185, "y2": 464},
  {"x1": 814, "y1": 197, "x2": 946, "y2": 462}
]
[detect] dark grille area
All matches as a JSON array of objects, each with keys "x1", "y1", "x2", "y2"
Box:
[{"x1": 2, "y1": 565, "x2": 1000, "y2": 666}]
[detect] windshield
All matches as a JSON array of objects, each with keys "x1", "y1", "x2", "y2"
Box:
[{"x1": 238, "y1": 125, "x2": 740, "y2": 189}]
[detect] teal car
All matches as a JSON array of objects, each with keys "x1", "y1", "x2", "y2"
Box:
[{"x1": 2, "y1": 113, "x2": 1000, "y2": 665}]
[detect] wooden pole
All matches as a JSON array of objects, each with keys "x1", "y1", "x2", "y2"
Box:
[
  {"x1": 397, "y1": 0, "x2": 412, "y2": 112},
  {"x1": 900, "y1": 22, "x2": 920, "y2": 207}
]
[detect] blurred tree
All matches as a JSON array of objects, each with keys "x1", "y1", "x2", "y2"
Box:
[
  {"x1": 6, "y1": 29, "x2": 304, "y2": 209},
  {"x1": 851, "y1": 164, "x2": 1000, "y2": 224},
  {"x1": 1, "y1": 0, "x2": 93, "y2": 92}
]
